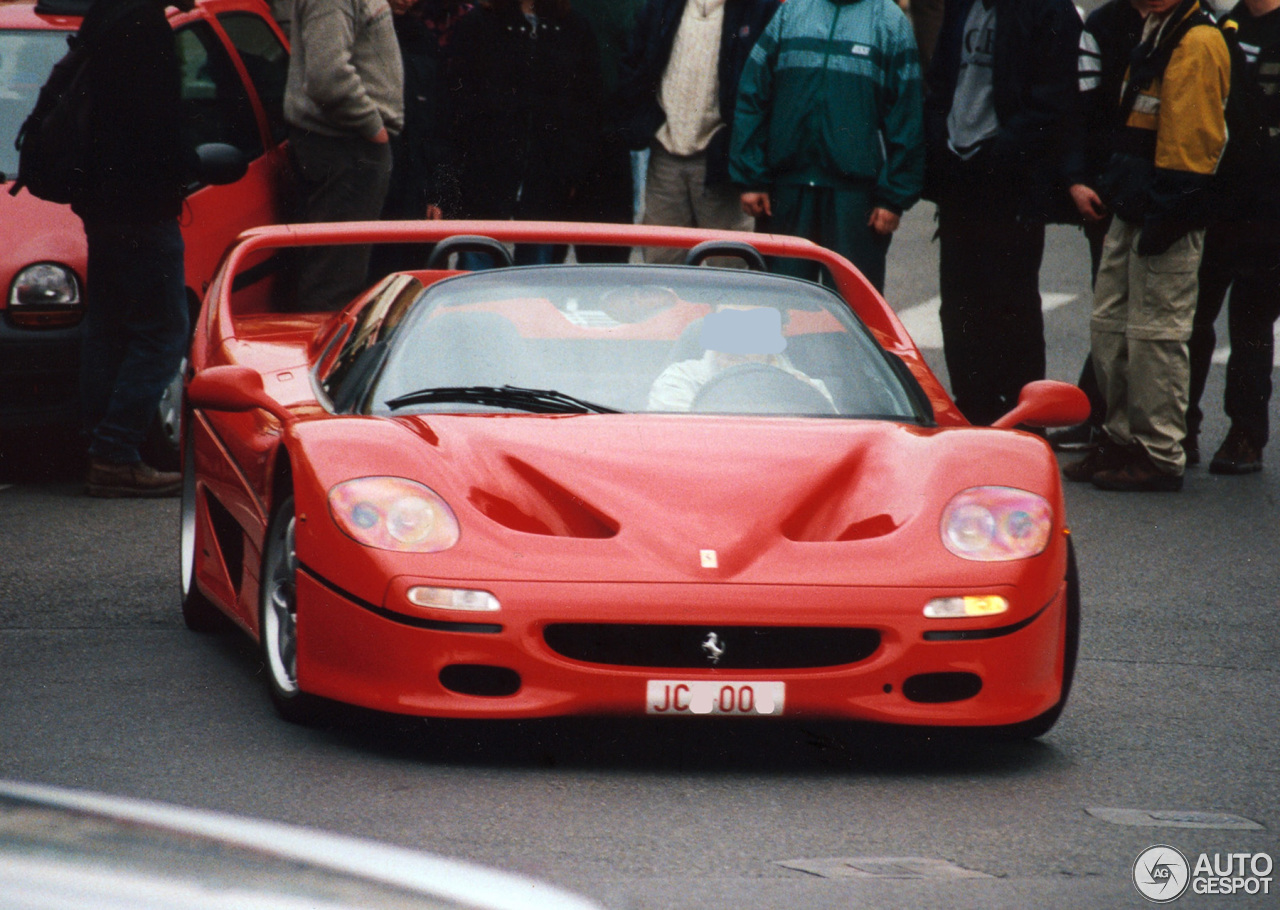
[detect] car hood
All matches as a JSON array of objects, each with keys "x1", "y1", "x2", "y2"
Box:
[{"x1": 289, "y1": 413, "x2": 1063, "y2": 590}]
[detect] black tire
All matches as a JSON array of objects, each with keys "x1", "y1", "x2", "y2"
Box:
[
  {"x1": 179, "y1": 426, "x2": 224, "y2": 633},
  {"x1": 259, "y1": 492, "x2": 329, "y2": 725},
  {"x1": 996, "y1": 539, "x2": 1081, "y2": 739}
]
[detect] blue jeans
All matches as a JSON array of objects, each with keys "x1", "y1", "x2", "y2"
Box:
[
  {"x1": 458, "y1": 244, "x2": 559, "y2": 271},
  {"x1": 80, "y1": 218, "x2": 188, "y2": 465}
]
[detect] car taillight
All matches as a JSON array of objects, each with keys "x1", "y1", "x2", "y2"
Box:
[{"x1": 7, "y1": 263, "x2": 84, "y2": 328}]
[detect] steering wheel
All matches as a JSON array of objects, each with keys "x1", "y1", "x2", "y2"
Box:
[{"x1": 690, "y1": 362, "x2": 837, "y2": 415}]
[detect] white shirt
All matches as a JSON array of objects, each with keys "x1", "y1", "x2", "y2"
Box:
[{"x1": 656, "y1": 0, "x2": 726, "y2": 156}]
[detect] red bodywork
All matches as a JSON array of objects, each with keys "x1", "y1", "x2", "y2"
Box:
[
  {"x1": 186, "y1": 222, "x2": 1087, "y2": 729},
  {"x1": 0, "y1": 0, "x2": 290, "y2": 429}
]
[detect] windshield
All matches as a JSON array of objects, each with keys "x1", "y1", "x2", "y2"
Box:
[
  {"x1": 344, "y1": 266, "x2": 925, "y2": 421},
  {"x1": 0, "y1": 30, "x2": 68, "y2": 179}
]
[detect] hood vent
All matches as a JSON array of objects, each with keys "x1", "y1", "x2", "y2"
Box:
[{"x1": 468, "y1": 456, "x2": 618, "y2": 538}]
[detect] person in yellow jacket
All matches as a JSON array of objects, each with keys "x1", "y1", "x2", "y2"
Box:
[{"x1": 1064, "y1": 0, "x2": 1229, "y2": 492}]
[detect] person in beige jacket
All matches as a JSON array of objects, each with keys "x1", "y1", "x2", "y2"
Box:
[{"x1": 285, "y1": 0, "x2": 404, "y2": 310}]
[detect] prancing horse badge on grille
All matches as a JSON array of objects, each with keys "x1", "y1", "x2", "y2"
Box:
[{"x1": 701, "y1": 632, "x2": 725, "y2": 664}]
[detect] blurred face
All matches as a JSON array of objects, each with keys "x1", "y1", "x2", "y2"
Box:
[{"x1": 1137, "y1": 0, "x2": 1180, "y2": 16}]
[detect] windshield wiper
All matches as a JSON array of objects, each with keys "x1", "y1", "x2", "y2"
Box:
[{"x1": 384, "y1": 385, "x2": 619, "y2": 414}]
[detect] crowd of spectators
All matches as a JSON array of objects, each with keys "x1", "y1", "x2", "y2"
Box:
[{"x1": 64, "y1": 0, "x2": 1278, "y2": 495}]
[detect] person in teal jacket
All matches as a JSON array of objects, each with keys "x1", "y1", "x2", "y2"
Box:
[{"x1": 729, "y1": 0, "x2": 924, "y2": 293}]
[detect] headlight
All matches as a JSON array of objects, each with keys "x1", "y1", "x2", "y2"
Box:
[
  {"x1": 328, "y1": 477, "x2": 460, "y2": 552},
  {"x1": 940, "y1": 486, "x2": 1052, "y2": 561},
  {"x1": 7, "y1": 263, "x2": 83, "y2": 327}
]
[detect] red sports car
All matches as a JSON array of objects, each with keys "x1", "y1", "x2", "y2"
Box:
[{"x1": 183, "y1": 221, "x2": 1088, "y2": 737}]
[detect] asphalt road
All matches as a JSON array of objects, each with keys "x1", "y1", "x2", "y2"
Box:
[{"x1": 1, "y1": 205, "x2": 1277, "y2": 909}]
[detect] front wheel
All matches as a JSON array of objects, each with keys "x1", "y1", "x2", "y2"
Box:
[
  {"x1": 180, "y1": 425, "x2": 223, "y2": 633},
  {"x1": 260, "y1": 492, "x2": 328, "y2": 724}
]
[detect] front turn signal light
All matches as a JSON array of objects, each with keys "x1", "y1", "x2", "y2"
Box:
[
  {"x1": 924, "y1": 595, "x2": 1009, "y2": 618},
  {"x1": 407, "y1": 586, "x2": 500, "y2": 612}
]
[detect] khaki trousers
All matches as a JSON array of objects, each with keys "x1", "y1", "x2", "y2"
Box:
[
  {"x1": 642, "y1": 145, "x2": 753, "y2": 265},
  {"x1": 1090, "y1": 219, "x2": 1203, "y2": 474}
]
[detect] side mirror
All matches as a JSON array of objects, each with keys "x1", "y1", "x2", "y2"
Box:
[
  {"x1": 195, "y1": 142, "x2": 249, "y2": 186},
  {"x1": 187, "y1": 365, "x2": 293, "y2": 424},
  {"x1": 991, "y1": 380, "x2": 1091, "y2": 430}
]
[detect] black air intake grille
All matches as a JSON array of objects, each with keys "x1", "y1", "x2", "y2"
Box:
[{"x1": 543, "y1": 624, "x2": 880, "y2": 669}]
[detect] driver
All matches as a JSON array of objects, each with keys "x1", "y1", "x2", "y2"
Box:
[{"x1": 647, "y1": 305, "x2": 834, "y2": 411}]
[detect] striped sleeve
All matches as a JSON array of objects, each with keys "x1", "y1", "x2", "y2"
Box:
[{"x1": 1078, "y1": 28, "x2": 1102, "y2": 93}]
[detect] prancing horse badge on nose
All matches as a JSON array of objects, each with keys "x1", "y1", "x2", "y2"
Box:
[{"x1": 702, "y1": 632, "x2": 725, "y2": 664}]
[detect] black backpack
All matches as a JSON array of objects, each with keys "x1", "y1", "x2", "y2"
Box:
[{"x1": 8, "y1": 33, "x2": 95, "y2": 204}]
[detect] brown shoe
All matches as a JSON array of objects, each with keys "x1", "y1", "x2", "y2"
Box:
[
  {"x1": 1208, "y1": 427, "x2": 1263, "y2": 475},
  {"x1": 1062, "y1": 438, "x2": 1133, "y2": 483},
  {"x1": 1091, "y1": 449, "x2": 1183, "y2": 492},
  {"x1": 87, "y1": 459, "x2": 182, "y2": 498}
]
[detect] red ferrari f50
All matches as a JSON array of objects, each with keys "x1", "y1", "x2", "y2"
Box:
[{"x1": 183, "y1": 221, "x2": 1088, "y2": 737}]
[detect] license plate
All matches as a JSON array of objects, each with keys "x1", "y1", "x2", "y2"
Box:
[{"x1": 645, "y1": 680, "x2": 785, "y2": 716}]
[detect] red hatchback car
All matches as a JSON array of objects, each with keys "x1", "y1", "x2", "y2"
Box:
[{"x1": 0, "y1": 0, "x2": 290, "y2": 455}]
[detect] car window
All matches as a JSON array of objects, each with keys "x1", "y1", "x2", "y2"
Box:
[
  {"x1": 0, "y1": 30, "x2": 69, "y2": 179},
  {"x1": 356, "y1": 267, "x2": 926, "y2": 421},
  {"x1": 216, "y1": 11, "x2": 288, "y2": 144},
  {"x1": 322, "y1": 274, "x2": 424, "y2": 411},
  {"x1": 175, "y1": 20, "x2": 262, "y2": 159}
]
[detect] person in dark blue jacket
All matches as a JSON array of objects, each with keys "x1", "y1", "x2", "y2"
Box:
[
  {"x1": 616, "y1": 0, "x2": 778, "y2": 264},
  {"x1": 443, "y1": 0, "x2": 602, "y2": 266},
  {"x1": 923, "y1": 0, "x2": 1081, "y2": 426}
]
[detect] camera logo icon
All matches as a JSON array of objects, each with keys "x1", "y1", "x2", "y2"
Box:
[{"x1": 1134, "y1": 845, "x2": 1190, "y2": 902}]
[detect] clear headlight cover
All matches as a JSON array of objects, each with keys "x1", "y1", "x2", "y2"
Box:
[
  {"x1": 940, "y1": 486, "x2": 1052, "y2": 561},
  {"x1": 328, "y1": 477, "x2": 460, "y2": 552},
  {"x1": 9, "y1": 263, "x2": 81, "y2": 308}
]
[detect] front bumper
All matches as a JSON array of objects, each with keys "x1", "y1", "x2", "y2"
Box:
[
  {"x1": 294, "y1": 572, "x2": 1069, "y2": 727},
  {"x1": 0, "y1": 320, "x2": 81, "y2": 429}
]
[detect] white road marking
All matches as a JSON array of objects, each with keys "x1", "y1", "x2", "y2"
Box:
[
  {"x1": 896, "y1": 293, "x2": 1077, "y2": 350},
  {"x1": 777, "y1": 856, "x2": 994, "y2": 879},
  {"x1": 897, "y1": 293, "x2": 1278, "y2": 364},
  {"x1": 1086, "y1": 807, "x2": 1263, "y2": 830}
]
